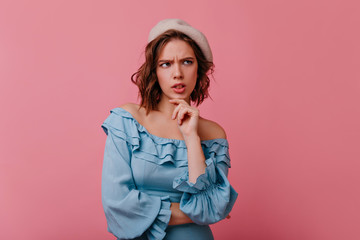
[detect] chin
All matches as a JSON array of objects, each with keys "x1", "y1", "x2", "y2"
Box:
[
  {"x1": 163, "y1": 91, "x2": 191, "y2": 102},
  {"x1": 173, "y1": 95, "x2": 190, "y2": 100}
]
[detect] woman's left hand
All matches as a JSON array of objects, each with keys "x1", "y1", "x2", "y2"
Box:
[{"x1": 169, "y1": 99, "x2": 199, "y2": 139}]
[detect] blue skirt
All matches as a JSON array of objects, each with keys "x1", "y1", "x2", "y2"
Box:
[
  {"x1": 164, "y1": 223, "x2": 214, "y2": 240},
  {"x1": 125, "y1": 223, "x2": 214, "y2": 240}
]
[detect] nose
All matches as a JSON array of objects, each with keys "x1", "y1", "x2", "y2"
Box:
[{"x1": 173, "y1": 62, "x2": 183, "y2": 79}]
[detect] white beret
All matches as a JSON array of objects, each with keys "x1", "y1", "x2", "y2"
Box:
[{"x1": 148, "y1": 18, "x2": 213, "y2": 62}]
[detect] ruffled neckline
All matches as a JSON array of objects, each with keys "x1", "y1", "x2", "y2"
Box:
[
  {"x1": 102, "y1": 107, "x2": 231, "y2": 168},
  {"x1": 112, "y1": 107, "x2": 229, "y2": 147}
]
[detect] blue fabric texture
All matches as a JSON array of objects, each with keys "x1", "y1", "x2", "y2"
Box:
[{"x1": 101, "y1": 107, "x2": 238, "y2": 240}]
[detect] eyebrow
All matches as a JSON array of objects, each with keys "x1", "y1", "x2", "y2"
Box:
[{"x1": 158, "y1": 57, "x2": 195, "y2": 63}]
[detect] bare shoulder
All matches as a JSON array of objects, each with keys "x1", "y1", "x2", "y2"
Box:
[
  {"x1": 119, "y1": 102, "x2": 139, "y2": 112},
  {"x1": 198, "y1": 117, "x2": 227, "y2": 140},
  {"x1": 119, "y1": 103, "x2": 144, "y2": 120}
]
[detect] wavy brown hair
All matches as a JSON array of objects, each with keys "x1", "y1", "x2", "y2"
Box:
[{"x1": 131, "y1": 29, "x2": 214, "y2": 114}]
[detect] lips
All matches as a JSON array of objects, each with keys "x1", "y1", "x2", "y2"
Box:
[
  {"x1": 172, "y1": 83, "x2": 186, "y2": 94},
  {"x1": 172, "y1": 83, "x2": 185, "y2": 89}
]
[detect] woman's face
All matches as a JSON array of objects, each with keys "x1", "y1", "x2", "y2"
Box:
[{"x1": 156, "y1": 38, "x2": 198, "y2": 104}]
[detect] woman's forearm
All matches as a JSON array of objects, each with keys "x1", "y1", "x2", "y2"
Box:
[
  {"x1": 168, "y1": 136, "x2": 204, "y2": 226},
  {"x1": 184, "y1": 134, "x2": 207, "y2": 183},
  {"x1": 168, "y1": 202, "x2": 193, "y2": 225}
]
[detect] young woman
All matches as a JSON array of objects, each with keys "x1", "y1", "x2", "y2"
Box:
[{"x1": 101, "y1": 19, "x2": 238, "y2": 240}]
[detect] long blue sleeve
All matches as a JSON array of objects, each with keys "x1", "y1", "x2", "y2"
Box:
[
  {"x1": 172, "y1": 140, "x2": 238, "y2": 225},
  {"x1": 101, "y1": 118, "x2": 171, "y2": 240}
]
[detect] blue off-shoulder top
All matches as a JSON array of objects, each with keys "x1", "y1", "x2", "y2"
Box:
[{"x1": 101, "y1": 107, "x2": 238, "y2": 240}]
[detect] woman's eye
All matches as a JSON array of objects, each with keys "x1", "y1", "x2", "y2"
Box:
[
  {"x1": 184, "y1": 60, "x2": 193, "y2": 65},
  {"x1": 160, "y1": 62, "x2": 170, "y2": 67}
]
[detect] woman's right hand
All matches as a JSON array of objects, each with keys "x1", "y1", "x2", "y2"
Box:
[{"x1": 169, "y1": 202, "x2": 194, "y2": 225}]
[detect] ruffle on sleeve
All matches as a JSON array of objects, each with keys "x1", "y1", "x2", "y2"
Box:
[
  {"x1": 145, "y1": 195, "x2": 172, "y2": 240},
  {"x1": 172, "y1": 155, "x2": 238, "y2": 225},
  {"x1": 101, "y1": 108, "x2": 141, "y2": 148},
  {"x1": 201, "y1": 139, "x2": 231, "y2": 168},
  {"x1": 172, "y1": 158, "x2": 216, "y2": 194}
]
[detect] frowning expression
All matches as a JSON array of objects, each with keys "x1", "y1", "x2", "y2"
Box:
[{"x1": 156, "y1": 39, "x2": 198, "y2": 103}]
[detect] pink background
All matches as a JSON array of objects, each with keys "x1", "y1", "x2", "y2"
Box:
[{"x1": 1, "y1": 0, "x2": 359, "y2": 239}]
